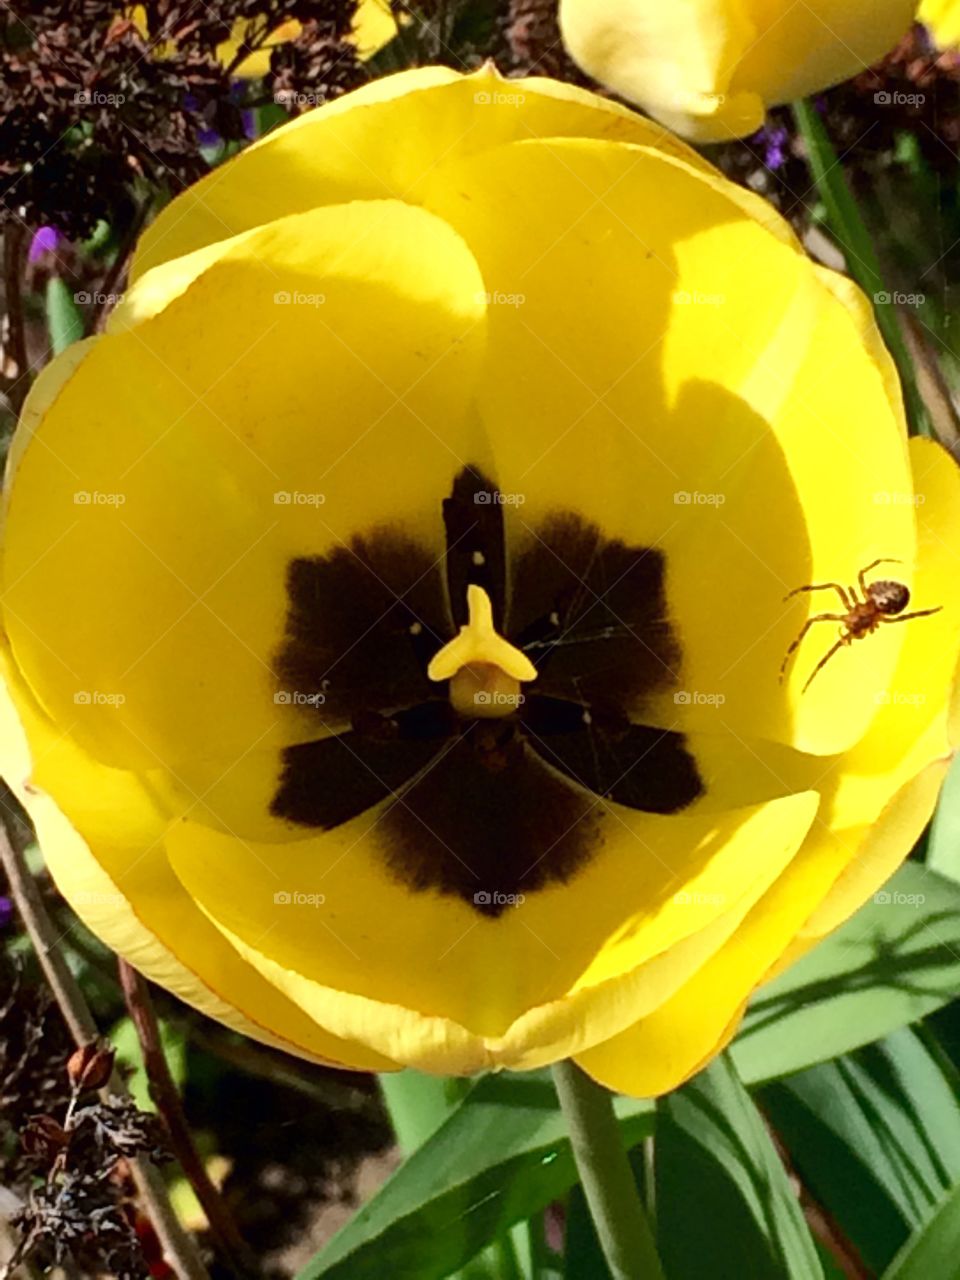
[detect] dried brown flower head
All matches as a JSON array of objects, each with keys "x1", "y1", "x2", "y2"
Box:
[
  {"x1": 66, "y1": 1037, "x2": 116, "y2": 1092},
  {"x1": 270, "y1": 11, "x2": 366, "y2": 114},
  {"x1": 0, "y1": 957, "x2": 72, "y2": 1179},
  {"x1": 1, "y1": 957, "x2": 170, "y2": 1279},
  {"x1": 0, "y1": 1, "x2": 362, "y2": 237}
]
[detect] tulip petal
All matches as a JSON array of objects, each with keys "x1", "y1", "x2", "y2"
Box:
[
  {"x1": 733, "y1": 0, "x2": 919, "y2": 111},
  {"x1": 202, "y1": 790, "x2": 815, "y2": 1074},
  {"x1": 0, "y1": 640, "x2": 394, "y2": 1070},
  {"x1": 575, "y1": 439, "x2": 960, "y2": 1096},
  {"x1": 559, "y1": 0, "x2": 767, "y2": 141},
  {"x1": 130, "y1": 66, "x2": 715, "y2": 280},
  {"x1": 575, "y1": 762, "x2": 945, "y2": 1096},
  {"x1": 425, "y1": 134, "x2": 913, "y2": 755},
  {"x1": 922, "y1": 0, "x2": 960, "y2": 45},
  {"x1": 559, "y1": 0, "x2": 918, "y2": 141},
  {"x1": 353, "y1": 0, "x2": 401, "y2": 58},
  {"x1": 3, "y1": 201, "x2": 486, "y2": 781},
  {"x1": 218, "y1": 19, "x2": 301, "y2": 79},
  {"x1": 163, "y1": 772, "x2": 816, "y2": 1062},
  {"x1": 788, "y1": 437, "x2": 960, "y2": 942}
]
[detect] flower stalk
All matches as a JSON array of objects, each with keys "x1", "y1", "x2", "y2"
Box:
[
  {"x1": 552, "y1": 1060, "x2": 665, "y2": 1280},
  {"x1": 118, "y1": 960, "x2": 257, "y2": 1278},
  {"x1": 2, "y1": 225, "x2": 30, "y2": 418}
]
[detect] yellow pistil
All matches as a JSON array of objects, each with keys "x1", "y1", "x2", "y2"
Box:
[{"x1": 428, "y1": 584, "x2": 537, "y2": 718}]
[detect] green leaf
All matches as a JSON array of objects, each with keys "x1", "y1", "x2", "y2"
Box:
[
  {"x1": 882, "y1": 1179, "x2": 960, "y2": 1279},
  {"x1": 814, "y1": 1244, "x2": 849, "y2": 1280},
  {"x1": 249, "y1": 102, "x2": 289, "y2": 139},
  {"x1": 563, "y1": 1184, "x2": 611, "y2": 1280},
  {"x1": 379, "y1": 1070, "x2": 471, "y2": 1155},
  {"x1": 561, "y1": 1146, "x2": 646, "y2": 1280},
  {"x1": 80, "y1": 219, "x2": 113, "y2": 256},
  {"x1": 928, "y1": 753, "x2": 960, "y2": 883},
  {"x1": 791, "y1": 98, "x2": 931, "y2": 437},
  {"x1": 656, "y1": 1055, "x2": 822, "y2": 1280},
  {"x1": 761, "y1": 1028, "x2": 960, "y2": 1274},
  {"x1": 733, "y1": 863, "x2": 960, "y2": 1084},
  {"x1": 296, "y1": 1072, "x2": 653, "y2": 1280},
  {"x1": 45, "y1": 277, "x2": 84, "y2": 354}
]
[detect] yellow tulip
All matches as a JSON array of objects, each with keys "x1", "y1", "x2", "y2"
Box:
[
  {"x1": 559, "y1": 0, "x2": 921, "y2": 141},
  {"x1": 216, "y1": 19, "x2": 301, "y2": 79},
  {"x1": 2, "y1": 67, "x2": 958, "y2": 1095},
  {"x1": 224, "y1": 0, "x2": 400, "y2": 76},
  {"x1": 126, "y1": 0, "x2": 397, "y2": 78},
  {"x1": 921, "y1": 0, "x2": 960, "y2": 45}
]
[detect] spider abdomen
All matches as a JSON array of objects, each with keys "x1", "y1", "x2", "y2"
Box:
[{"x1": 867, "y1": 579, "x2": 910, "y2": 615}]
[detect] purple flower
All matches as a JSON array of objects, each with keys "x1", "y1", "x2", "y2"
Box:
[
  {"x1": 0, "y1": 895, "x2": 14, "y2": 930},
  {"x1": 28, "y1": 225, "x2": 62, "y2": 263},
  {"x1": 750, "y1": 124, "x2": 790, "y2": 171}
]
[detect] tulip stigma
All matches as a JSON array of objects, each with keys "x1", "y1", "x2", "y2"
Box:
[{"x1": 428, "y1": 583, "x2": 537, "y2": 718}]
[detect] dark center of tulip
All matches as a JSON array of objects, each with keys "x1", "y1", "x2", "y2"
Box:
[{"x1": 271, "y1": 467, "x2": 703, "y2": 916}]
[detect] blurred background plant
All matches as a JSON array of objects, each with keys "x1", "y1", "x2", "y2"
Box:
[{"x1": 7, "y1": 3, "x2": 960, "y2": 1278}]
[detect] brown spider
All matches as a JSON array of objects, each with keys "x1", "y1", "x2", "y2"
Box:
[{"x1": 780, "y1": 558, "x2": 942, "y2": 693}]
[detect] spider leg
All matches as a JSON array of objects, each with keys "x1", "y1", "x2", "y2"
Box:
[
  {"x1": 880, "y1": 607, "x2": 944, "y2": 623},
  {"x1": 802, "y1": 638, "x2": 847, "y2": 693},
  {"x1": 779, "y1": 613, "x2": 848, "y2": 681},
  {"x1": 859, "y1": 558, "x2": 902, "y2": 594},
  {"x1": 783, "y1": 582, "x2": 853, "y2": 609}
]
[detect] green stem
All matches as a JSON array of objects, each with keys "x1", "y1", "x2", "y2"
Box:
[
  {"x1": 792, "y1": 98, "x2": 931, "y2": 438},
  {"x1": 552, "y1": 1061, "x2": 664, "y2": 1280}
]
